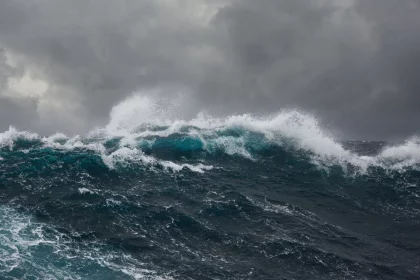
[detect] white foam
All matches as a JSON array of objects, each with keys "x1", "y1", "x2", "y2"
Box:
[
  {"x1": 105, "y1": 95, "x2": 172, "y2": 134},
  {"x1": 0, "y1": 126, "x2": 39, "y2": 150},
  {"x1": 98, "y1": 94, "x2": 420, "y2": 173},
  {"x1": 376, "y1": 138, "x2": 420, "y2": 171},
  {"x1": 211, "y1": 136, "x2": 254, "y2": 159},
  {"x1": 0, "y1": 206, "x2": 172, "y2": 279},
  {"x1": 78, "y1": 188, "x2": 96, "y2": 195},
  {"x1": 3, "y1": 94, "x2": 420, "y2": 174},
  {"x1": 102, "y1": 146, "x2": 213, "y2": 173},
  {"x1": 99, "y1": 96, "x2": 350, "y2": 161},
  {"x1": 44, "y1": 132, "x2": 69, "y2": 142},
  {"x1": 0, "y1": 126, "x2": 212, "y2": 173}
]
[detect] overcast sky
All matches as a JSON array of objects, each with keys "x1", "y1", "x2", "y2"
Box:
[{"x1": 1, "y1": 0, "x2": 420, "y2": 140}]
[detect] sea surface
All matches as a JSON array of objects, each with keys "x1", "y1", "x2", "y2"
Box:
[{"x1": 0, "y1": 97, "x2": 419, "y2": 279}]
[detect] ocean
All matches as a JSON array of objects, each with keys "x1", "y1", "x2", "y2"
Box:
[{"x1": 0, "y1": 97, "x2": 419, "y2": 279}]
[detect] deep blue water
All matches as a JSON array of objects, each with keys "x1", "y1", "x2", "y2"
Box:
[{"x1": 0, "y1": 128, "x2": 419, "y2": 280}]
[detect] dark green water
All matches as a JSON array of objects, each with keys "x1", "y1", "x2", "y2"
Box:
[{"x1": 0, "y1": 125, "x2": 419, "y2": 280}]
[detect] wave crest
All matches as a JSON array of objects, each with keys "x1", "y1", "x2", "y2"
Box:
[{"x1": 2, "y1": 94, "x2": 420, "y2": 174}]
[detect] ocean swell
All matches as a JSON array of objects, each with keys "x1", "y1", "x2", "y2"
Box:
[{"x1": 1, "y1": 95, "x2": 420, "y2": 279}]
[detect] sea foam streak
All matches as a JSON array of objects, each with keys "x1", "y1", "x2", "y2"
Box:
[
  {"x1": 0, "y1": 206, "x2": 171, "y2": 279},
  {"x1": 1, "y1": 94, "x2": 420, "y2": 174}
]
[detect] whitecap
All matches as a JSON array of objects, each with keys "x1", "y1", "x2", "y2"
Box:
[{"x1": 3, "y1": 93, "x2": 420, "y2": 174}]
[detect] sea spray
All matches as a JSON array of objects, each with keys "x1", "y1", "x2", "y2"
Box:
[{"x1": 2, "y1": 94, "x2": 420, "y2": 174}]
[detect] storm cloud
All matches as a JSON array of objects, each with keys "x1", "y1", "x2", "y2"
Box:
[{"x1": 0, "y1": 0, "x2": 420, "y2": 139}]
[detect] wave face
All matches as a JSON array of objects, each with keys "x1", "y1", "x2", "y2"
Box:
[{"x1": 1, "y1": 95, "x2": 420, "y2": 279}]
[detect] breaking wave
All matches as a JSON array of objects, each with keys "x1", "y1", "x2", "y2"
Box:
[{"x1": 1, "y1": 95, "x2": 420, "y2": 175}]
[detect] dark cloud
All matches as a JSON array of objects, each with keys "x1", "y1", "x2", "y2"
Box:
[
  {"x1": 0, "y1": 0, "x2": 419, "y2": 139},
  {"x1": 203, "y1": 0, "x2": 420, "y2": 140}
]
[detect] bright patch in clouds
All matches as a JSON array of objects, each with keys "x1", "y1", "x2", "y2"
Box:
[{"x1": 7, "y1": 74, "x2": 49, "y2": 99}]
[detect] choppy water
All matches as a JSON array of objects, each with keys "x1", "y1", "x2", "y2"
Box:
[{"x1": 1, "y1": 96, "x2": 419, "y2": 279}]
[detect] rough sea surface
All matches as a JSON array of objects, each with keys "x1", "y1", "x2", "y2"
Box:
[{"x1": 1, "y1": 97, "x2": 419, "y2": 279}]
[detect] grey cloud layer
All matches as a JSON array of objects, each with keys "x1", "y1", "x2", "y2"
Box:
[{"x1": 0, "y1": 0, "x2": 419, "y2": 139}]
